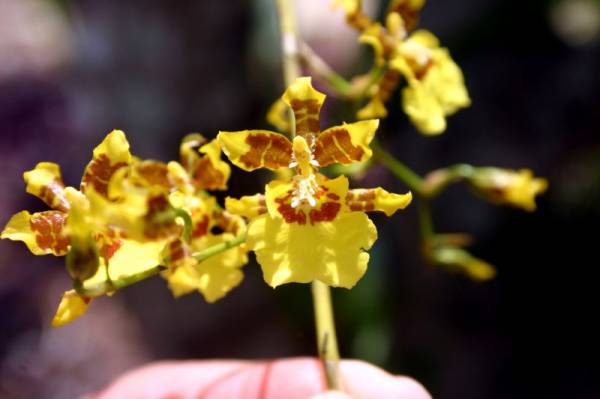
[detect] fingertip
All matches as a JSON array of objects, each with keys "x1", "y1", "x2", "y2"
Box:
[
  {"x1": 308, "y1": 391, "x2": 354, "y2": 399},
  {"x1": 340, "y1": 359, "x2": 432, "y2": 399},
  {"x1": 92, "y1": 360, "x2": 247, "y2": 399},
  {"x1": 394, "y1": 376, "x2": 433, "y2": 399}
]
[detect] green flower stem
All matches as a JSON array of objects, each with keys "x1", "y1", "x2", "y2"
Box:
[
  {"x1": 275, "y1": 0, "x2": 301, "y2": 88},
  {"x1": 73, "y1": 233, "x2": 247, "y2": 298},
  {"x1": 418, "y1": 200, "x2": 434, "y2": 240},
  {"x1": 192, "y1": 230, "x2": 247, "y2": 263},
  {"x1": 298, "y1": 41, "x2": 385, "y2": 102},
  {"x1": 371, "y1": 138, "x2": 424, "y2": 193},
  {"x1": 175, "y1": 208, "x2": 193, "y2": 242},
  {"x1": 370, "y1": 139, "x2": 437, "y2": 241},
  {"x1": 447, "y1": 163, "x2": 475, "y2": 179},
  {"x1": 354, "y1": 65, "x2": 386, "y2": 103},
  {"x1": 73, "y1": 265, "x2": 166, "y2": 297},
  {"x1": 299, "y1": 42, "x2": 352, "y2": 97},
  {"x1": 276, "y1": 0, "x2": 341, "y2": 391},
  {"x1": 311, "y1": 280, "x2": 341, "y2": 390},
  {"x1": 421, "y1": 163, "x2": 475, "y2": 197}
]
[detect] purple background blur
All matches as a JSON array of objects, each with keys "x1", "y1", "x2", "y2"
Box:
[{"x1": 0, "y1": 0, "x2": 598, "y2": 398}]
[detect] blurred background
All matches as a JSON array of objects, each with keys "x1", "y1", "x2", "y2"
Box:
[{"x1": 0, "y1": 0, "x2": 598, "y2": 398}]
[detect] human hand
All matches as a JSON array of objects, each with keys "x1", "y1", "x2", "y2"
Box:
[{"x1": 90, "y1": 357, "x2": 431, "y2": 399}]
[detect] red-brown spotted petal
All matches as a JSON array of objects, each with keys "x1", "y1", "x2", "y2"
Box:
[
  {"x1": 282, "y1": 77, "x2": 326, "y2": 143},
  {"x1": 213, "y1": 209, "x2": 247, "y2": 236},
  {"x1": 134, "y1": 161, "x2": 173, "y2": 189},
  {"x1": 161, "y1": 238, "x2": 193, "y2": 269},
  {"x1": 23, "y1": 162, "x2": 70, "y2": 212},
  {"x1": 179, "y1": 134, "x2": 231, "y2": 190},
  {"x1": 218, "y1": 130, "x2": 292, "y2": 171},
  {"x1": 314, "y1": 120, "x2": 378, "y2": 166},
  {"x1": 346, "y1": 187, "x2": 412, "y2": 216},
  {"x1": 143, "y1": 195, "x2": 182, "y2": 240},
  {"x1": 2, "y1": 210, "x2": 70, "y2": 256},
  {"x1": 194, "y1": 139, "x2": 231, "y2": 191},
  {"x1": 94, "y1": 226, "x2": 124, "y2": 262},
  {"x1": 81, "y1": 130, "x2": 132, "y2": 198},
  {"x1": 179, "y1": 133, "x2": 208, "y2": 172},
  {"x1": 225, "y1": 194, "x2": 267, "y2": 219}
]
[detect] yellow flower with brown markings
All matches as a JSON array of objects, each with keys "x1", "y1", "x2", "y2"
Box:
[
  {"x1": 2, "y1": 130, "x2": 246, "y2": 326},
  {"x1": 86, "y1": 132, "x2": 248, "y2": 303},
  {"x1": 1, "y1": 130, "x2": 163, "y2": 326},
  {"x1": 220, "y1": 77, "x2": 412, "y2": 289},
  {"x1": 390, "y1": 30, "x2": 470, "y2": 134},
  {"x1": 337, "y1": 0, "x2": 470, "y2": 134}
]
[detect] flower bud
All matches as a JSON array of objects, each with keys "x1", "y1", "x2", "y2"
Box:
[{"x1": 467, "y1": 168, "x2": 548, "y2": 211}]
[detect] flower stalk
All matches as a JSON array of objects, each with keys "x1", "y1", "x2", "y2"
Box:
[
  {"x1": 275, "y1": 0, "x2": 301, "y2": 88},
  {"x1": 299, "y1": 41, "x2": 352, "y2": 97},
  {"x1": 74, "y1": 265, "x2": 166, "y2": 297},
  {"x1": 312, "y1": 280, "x2": 341, "y2": 390},
  {"x1": 298, "y1": 41, "x2": 384, "y2": 102},
  {"x1": 371, "y1": 138, "x2": 423, "y2": 193},
  {"x1": 275, "y1": 0, "x2": 341, "y2": 390},
  {"x1": 370, "y1": 138, "x2": 437, "y2": 241}
]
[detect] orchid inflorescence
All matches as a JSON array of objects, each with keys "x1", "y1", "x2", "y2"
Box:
[{"x1": 2, "y1": 0, "x2": 546, "y2": 355}]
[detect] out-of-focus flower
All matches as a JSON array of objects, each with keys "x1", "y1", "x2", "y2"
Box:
[
  {"x1": 220, "y1": 77, "x2": 411, "y2": 288},
  {"x1": 467, "y1": 168, "x2": 548, "y2": 211},
  {"x1": 337, "y1": 0, "x2": 470, "y2": 134},
  {"x1": 390, "y1": 31, "x2": 470, "y2": 134}
]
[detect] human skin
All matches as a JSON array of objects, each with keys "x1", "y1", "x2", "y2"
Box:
[{"x1": 90, "y1": 357, "x2": 431, "y2": 399}]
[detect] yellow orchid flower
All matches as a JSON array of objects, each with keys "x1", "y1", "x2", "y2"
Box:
[
  {"x1": 1, "y1": 130, "x2": 168, "y2": 326},
  {"x1": 390, "y1": 30, "x2": 471, "y2": 135},
  {"x1": 467, "y1": 168, "x2": 548, "y2": 211},
  {"x1": 342, "y1": 0, "x2": 470, "y2": 134},
  {"x1": 358, "y1": 22, "x2": 470, "y2": 134},
  {"x1": 220, "y1": 77, "x2": 412, "y2": 289},
  {"x1": 87, "y1": 133, "x2": 233, "y2": 242},
  {"x1": 86, "y1": 132, "x2": 249, "y2": 303},
  {"x1": 162, "y1": 214, "x2": 248, "y2": 303},
  {"x1": 1, "y1": 130, "x2": 134, "y2": 258},
  {"x1": 159, "y1": 202, "x2": 249, "y2": 303},
  {"x1": 3, "y1": 129, "x2": 250, "y2": 325}
]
